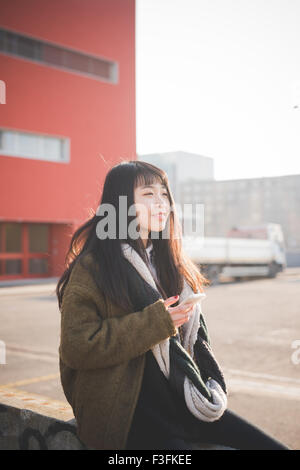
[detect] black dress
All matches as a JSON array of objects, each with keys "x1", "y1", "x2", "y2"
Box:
[{"x1": 125, "y1": 348, "x2": 201, "y2": 450}]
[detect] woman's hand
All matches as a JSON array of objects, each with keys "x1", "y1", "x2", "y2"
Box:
[{"x1": 163, "y1": 296, "x2": 194, "y2": 329}]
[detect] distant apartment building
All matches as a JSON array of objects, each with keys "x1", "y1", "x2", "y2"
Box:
[{"x1": 180, "y1": 174, "x2": 300, "y2": 265}]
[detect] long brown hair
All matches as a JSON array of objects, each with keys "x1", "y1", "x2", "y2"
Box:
[{"x1": 56, "y1": 160, "x2": 210, "y2": 311}]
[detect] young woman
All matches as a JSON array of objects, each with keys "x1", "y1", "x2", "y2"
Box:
[{"x1": 57, "y1": 160, "x2": 289, "y2": 450}]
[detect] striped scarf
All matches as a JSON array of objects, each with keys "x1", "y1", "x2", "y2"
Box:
[{"x1": 120, "y1": 242, "x2": 228, "y2": 422}]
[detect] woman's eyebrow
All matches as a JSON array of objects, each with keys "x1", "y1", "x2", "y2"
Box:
[{"x1": 141, "y1": 184, "x2": 167, "y2": 189}]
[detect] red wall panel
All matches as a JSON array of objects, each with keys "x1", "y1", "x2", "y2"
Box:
[{"x1": 0, "y1": 0, "x2": 136, "y2": 225}]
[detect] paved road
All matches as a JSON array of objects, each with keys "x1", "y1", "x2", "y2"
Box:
[{"x1": 0, "y1": 269, "x2": 299, "y2": 450}]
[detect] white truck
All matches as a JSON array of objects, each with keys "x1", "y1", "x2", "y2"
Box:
[{"x1": 182, "y1": 223, "x2": 287, "y2": 284}]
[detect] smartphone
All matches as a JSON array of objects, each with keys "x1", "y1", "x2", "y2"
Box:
[{"x1": 178, "y1": 293, "x2": 206, "y2": 308}]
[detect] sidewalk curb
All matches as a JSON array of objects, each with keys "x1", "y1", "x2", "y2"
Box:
[{"x1": 0, "y1": 283, "x2": 58, "y2": 297}]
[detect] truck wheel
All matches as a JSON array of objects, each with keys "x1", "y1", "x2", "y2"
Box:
[
  {"x1": 206, "y1": 266, "x2": 220, "y2": 285},
  {"x1": 267, "y1": 262, "x2": 279, "y2": 278}
]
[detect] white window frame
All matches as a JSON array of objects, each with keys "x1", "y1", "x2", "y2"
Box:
[{"x1": 0, "y1": 127, "x2": 70, "y2": 163}]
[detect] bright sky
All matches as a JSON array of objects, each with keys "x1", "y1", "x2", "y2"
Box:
[{"x1": 135, "y1": 0, "x2": 300, "y2": 181}]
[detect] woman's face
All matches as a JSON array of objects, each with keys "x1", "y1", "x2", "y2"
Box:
[{"x1": 134, "y1": 180, "x2": 171, "y2": 239}]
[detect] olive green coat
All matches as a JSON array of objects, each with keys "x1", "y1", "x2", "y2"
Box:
[{"x1": 58, "y1": 253, "x2": 177, "y2": 450}]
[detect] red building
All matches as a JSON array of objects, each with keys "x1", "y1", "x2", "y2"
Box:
[{"x1": 0, "y1": 0, "x2": 136, "y2": 281}]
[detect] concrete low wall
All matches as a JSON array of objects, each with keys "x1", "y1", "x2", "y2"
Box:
[
  {"x1": 0, "y1": 390, "x2": 234, "y2": 450},
  {"x1": 0, "y1": 386, "x2": 86, "y2": 450},
  {"x1": 0, "y1": 403, "x2": 86, "y2": 450}
]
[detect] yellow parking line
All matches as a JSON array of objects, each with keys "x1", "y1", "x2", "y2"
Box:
[{"x1": 0, "y1": 373, "x2": 60, "y2": 388}]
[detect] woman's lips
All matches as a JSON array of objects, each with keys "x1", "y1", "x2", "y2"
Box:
[{"x1": 152, "y1": 213, "x2": 167, "y2": 220}]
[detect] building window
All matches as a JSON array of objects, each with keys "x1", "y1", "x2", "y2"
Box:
[
  {"x1": 5, "y1": 259, "x2": 22, "y2": 275},
  {"x1": 0, "y1": 27, "x2": 118, "y2": 84},
  {"x1": 28, "y1": 224, "x2": 49, "y2": 253},
  {"x1": 0, "y1": 222, "x2": 50, "y2": 279},
  {"x1": 0, "y1": 128, "x2": 69, "y2": 163},
  {"x1": 4, "y1": 223, "x2": 22, "y2": 252},
  {"x1": 29, "y1": 258, "x2": 48, "y2": 274}
]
